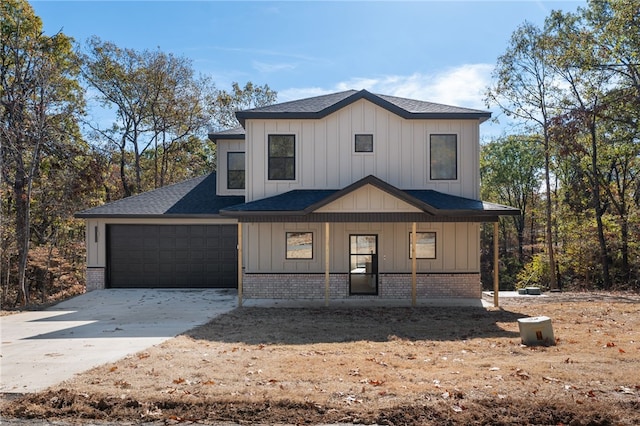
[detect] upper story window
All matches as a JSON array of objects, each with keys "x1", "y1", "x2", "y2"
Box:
[
  {"x1": 268, "y1": 134, "x2": 295, "y2": 180},
  {"x1": 430, "y1": 134, "x2": 457, "y2": 180},
  {"x1": 355, "y1": 134, "x2": 373, "y2": 153},
  {"x1": 227, "y1": 152, "x2": 245, "y2": 189}
]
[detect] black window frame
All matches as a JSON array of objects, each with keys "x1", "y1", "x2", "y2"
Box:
[
  {"x1": 354, "y1": 134, "x2": 374, "y2": 153},
  {"x1": 268, "y1": 134, "x2": 296, "y2": 180},
  {"x1": 286, "y1": 231, "x2": 313, "y2": 260},
  {"x1": 429, "y1": 134, "x2": 458, "y2": 181},
  {"x1": 409, "y1": 231, "x2": 437, "y2": 259},
  {"x1": 227, "y1": 151, "x2": 245, "y2": 190}
]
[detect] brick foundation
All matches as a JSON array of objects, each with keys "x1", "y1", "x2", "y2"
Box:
[
  {"x1": 242, "y1": 273, "x2": 481, "y2": 300},
  {"x1": 86, "y1": 267, "x2": 105, "y2": 291}
]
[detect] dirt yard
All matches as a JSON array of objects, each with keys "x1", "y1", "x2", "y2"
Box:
[{"x1": 2, "y1": 292, "x2": 639, "y2": 425}]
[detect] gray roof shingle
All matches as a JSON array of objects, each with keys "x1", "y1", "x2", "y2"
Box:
[
  {"x1": 221, "y1": 175, "x2": 519, "y2": 219},
  {"x1": 231, "y1": 89, "x2": 491, "y2": 128},
  {"x1": 75, "y1": 173, "x2": 244, "y2": 218}
]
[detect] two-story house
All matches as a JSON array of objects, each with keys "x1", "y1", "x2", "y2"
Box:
[{"x1": 76, "y1": 89, "x2": 519, "y2": 304}]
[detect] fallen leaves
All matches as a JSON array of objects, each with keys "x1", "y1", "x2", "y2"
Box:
[{"x1": 515, "y1": 369, "x2": 531, "y2": 380}]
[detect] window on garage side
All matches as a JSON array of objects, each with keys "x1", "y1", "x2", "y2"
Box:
[
  {"x1": 430, "y1": 134, "x2": 457, "y2": 180},
  {"x1": 227, "y1": 152, "x2": 245, "y2": 189},
  {"x1": 409, "y1": 232, "x2": 436, "y2": 259},
  {"x1": 268, "y1": 134, "x2": 295, "y2": 180},
  {"x1": 286, "y1": 232, "x2": 313, "y2": 259}
]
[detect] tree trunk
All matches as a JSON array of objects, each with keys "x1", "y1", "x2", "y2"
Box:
[
  {"x1": 543, "y1": 131, "x2": 558, "y2": 290},
  {"x1": 589, "y1": 121, "x2": 611, "y2": 289},
  {"x1": 14, "y1": 168, "x2": 30, "y2": 305}
]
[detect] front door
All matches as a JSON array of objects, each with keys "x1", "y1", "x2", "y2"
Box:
[{"x1": 349, "y1": 234, "x2": 378, "y2": 295}]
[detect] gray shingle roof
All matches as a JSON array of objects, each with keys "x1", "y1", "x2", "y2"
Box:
[
  {"x1": 208, "y1": 126, "x2": 246, "y2": 142},
  {"x1": 232, "y1": 89, "x2": 491, "y2": 127},
  {"x1": 220, "y1": 175, "x2": 519, "y2": 220},
  {"x1": 75, "y1": 173, "x2": 245, "y2": 218}
]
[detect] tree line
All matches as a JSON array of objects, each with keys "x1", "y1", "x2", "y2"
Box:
[
  {"x1": 1, "y1": 0, "x2": 275, "y2": 306},
  {"x1": 482, "y1": 0, "x2": 639, "y2": 291},
  {"x1": 2, "y1": 0, "x2": 638, "y2": 308}
]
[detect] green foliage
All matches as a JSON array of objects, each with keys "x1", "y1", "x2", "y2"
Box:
[
  {"x1": 517, "y1": 253, "x2": 551, "y2": 290},
  {"x1": 488, "y1": 0, "x2": 640, "y2": 292},
  {"x1": 210, "y1": 81, "x2": 277, "y2": 130}
]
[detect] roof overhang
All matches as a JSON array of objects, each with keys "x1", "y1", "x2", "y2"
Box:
[
  {"x1": 234, "y1": 89, "x2": 491, "y2": 127},
  {"x1": 220, "y1": 175, "x2": 520, "y2": 223}
]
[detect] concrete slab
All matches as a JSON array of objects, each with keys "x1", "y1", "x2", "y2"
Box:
[{"x1": 0, "y1": 289, "x2": 237, "y2": 394}]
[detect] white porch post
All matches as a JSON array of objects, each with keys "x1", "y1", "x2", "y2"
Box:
[
  {"x1": 411, "y1": 222, "x2": 417, "y2": 307},
  {"x1": 238, "y1": 222, "x2": 243, "y2": 307},
  {"x1": 493, "y1": 221, "x2": 499, "y2": 308},
  {"x1": 325, "y1": 222, "x2": 330, "y2": 307}
]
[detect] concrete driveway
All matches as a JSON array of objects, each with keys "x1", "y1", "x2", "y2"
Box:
[{"x1": 0, "y1": 289, "x2": 237, "y2": 394}]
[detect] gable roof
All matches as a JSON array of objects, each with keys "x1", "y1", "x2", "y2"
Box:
[
  {"x1": 75, "y1": 173, "x2": 244, "y2": 218},
  {"x1": 231, "y1": 89, "x2": 491, "y2": 128},
  {"x1": 220, "y1": 175, "x2": 519, "y2": 222}
]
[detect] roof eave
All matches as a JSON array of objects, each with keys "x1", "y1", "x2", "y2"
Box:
[
  {"x1": 74, "y1": 213, "x2": 231, "y2": 219},
  {"x1": 208, "y1": 133, "x2": 246, "y2": 142}
]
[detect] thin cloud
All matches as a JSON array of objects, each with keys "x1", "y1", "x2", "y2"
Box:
[
  {"x1": 252, "y1": 61, "x2": 298, "y2": 73},
  {"x1": 279, "y1": 64, "x2": 494, "y2": 110}
]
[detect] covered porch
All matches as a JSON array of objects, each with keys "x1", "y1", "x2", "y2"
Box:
[{"x1": 220, "y1": 176, "x2": 519, "y2": 307}]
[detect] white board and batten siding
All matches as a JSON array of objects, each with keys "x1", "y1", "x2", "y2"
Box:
[
  {"x1": 216, "y1": 139, "x2": 246, "y2": 196},
  {"x1": 244, "y1": 98, "x2": 481, "y2": 202}
]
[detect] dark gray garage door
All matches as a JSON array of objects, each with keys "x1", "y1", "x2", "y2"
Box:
[{"x1": 108, "y1": 224, "x2": 237, "y2": 288}]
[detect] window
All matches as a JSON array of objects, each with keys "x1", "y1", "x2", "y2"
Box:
[
  {"x1": 355, "y1": 134, "x2": 373, "y2": 152},
  {"x1": 227, "y1": 152, "x2": 245, "y2": 189},
  {"x1": 409, "y1": 232, "x2": 436, "y2": 259},
  {"x1": 430, "y1": 134, "x2": 457, "y2": 180},
  {"x1": 286, "y1": 232, "x2": 313, "y2": 259},
  {"x1": 268, "y1": 135, "x2": 295, "y2": 180}
]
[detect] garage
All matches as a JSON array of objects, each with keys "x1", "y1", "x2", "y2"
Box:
[{"x1": 107, "y1": 224, "x2": 237, "y2": 288}]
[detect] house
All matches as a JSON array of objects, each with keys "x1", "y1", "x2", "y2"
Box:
[{"x1": 76, "y1": 89, "x2": 519, "y2": 304}]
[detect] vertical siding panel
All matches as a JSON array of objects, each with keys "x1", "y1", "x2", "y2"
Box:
[
  {"x1": 455, "y1": 223, "x2": 468, "y2": 270},
  {"x1": 301, "y1": 121, "x2": 314, "y2": 186},
  {"x1": 443, "y1": 223, "x2": 456, "y2": 270},
  {"x1": 313, "y1": 121, "x2": 326, "y2": 188},
  {"x1": 386, "y1": 113, "x2": 400, "y2": 185},
  {"x1": 259, "y1": 223, "x2": 272, "y2": 270},
  {"x1": 469, "y1": 223, "x2": 480, "y2": 270},
  {"x1": 325, "y1": 115, "x2": 339, "y2": 188},
  {"x1": 339, "y1": 107, "x2": 352, "y2": 186}
]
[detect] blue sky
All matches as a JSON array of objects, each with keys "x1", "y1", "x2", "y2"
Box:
[{"x1": 30, "y1": 0, "x2": 586, "y2": 139}]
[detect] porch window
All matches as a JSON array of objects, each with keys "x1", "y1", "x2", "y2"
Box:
[
  {"x1": 355, "y1": 134, "x2": 373, "y2": 152},
  {"x1": 409, "y1": 232, "x2": 436, "y2": 259},
  {"x1": 430, "y1": 134, "x2": 457, "y2": 180},
  {"x1": 268, "y1": 134, "x2": 295, "y2": 180},
  {"x1": 286, "y1": 232, "x2": 313, "y2": 259},
  {"x1": 227, "y1": 152, "x2": 245, "y2": 189}
]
